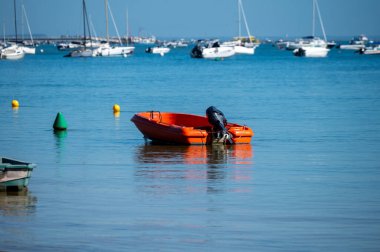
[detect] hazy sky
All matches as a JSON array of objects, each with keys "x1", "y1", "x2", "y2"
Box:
[{"x1": 1, "y1": 0, "x2": 380, "y2": 39}]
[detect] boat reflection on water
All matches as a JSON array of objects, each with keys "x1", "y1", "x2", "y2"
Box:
[
  {"x1": 134, "y1": 144, "x2": 253, "y2": 194},
  {"x1": 0, "y1": 190, "x2": 37, "y2": 216}
]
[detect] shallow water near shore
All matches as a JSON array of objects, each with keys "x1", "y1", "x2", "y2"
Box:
[{"x1": 1, "y1": 45, "x2": 380, "y2": 251}]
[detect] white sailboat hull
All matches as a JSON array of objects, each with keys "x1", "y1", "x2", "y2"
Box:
[
  {"x1": 293, "y1": 47, "x2": 329, "y2": 57},
  {"x1": 21, "y1": 46, "x2": 36, "y2": 54},
  {"x1": 234, "y1": 45, "x2": 256, "y2": 54},
  {"x1": 1, "y1": 46, "x2": 25, "y2": 60},
  {"x1": 99, "y1": 46, "x2": 134, "y2": 56}
]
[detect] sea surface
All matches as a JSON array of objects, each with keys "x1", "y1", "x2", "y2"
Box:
[{"x1": 1, "y1": 44, "x2": 380, "y2": 251}]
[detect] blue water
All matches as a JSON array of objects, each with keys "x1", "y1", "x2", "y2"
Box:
[{"x1": 1, "y1": 45, "x2": 380, "y2": 251}]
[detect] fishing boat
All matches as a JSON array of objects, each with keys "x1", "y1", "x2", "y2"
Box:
[
  {"x1": 0, "y1": 157, "x2": 36, "y2": 191},
  {"x1": 191, "y1": 40, "x2": 235, "y2": 59},
  {"x1": 131, "y1": 108, "x2": 253, "y2": 145}
]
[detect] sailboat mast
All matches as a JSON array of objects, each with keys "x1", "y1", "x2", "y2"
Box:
[
  {"x1": 239, "y1": 0, "x2": 252, "y2": 42},
  {"x1": 238, "y1": 0, "x2": 241, "y2": 38},
  {"x1": 22, "y1": 4, "x2": 34, "y2": 46},
  {"x1": 315, "y1": 0, "x2": 327, "y2": 41},
  {"x1": 312, "y1": 0, "x2": 315, "y2": 37},
  {"x1": 83, "y1": 0, "x2": 86, "y2": 48},
  {"x1": 14, "y1": 0, "x2": 18, "y2": 42},
  {"x1": 105, "y1": 0, "x2": 109, "y2": 43},
  {"x1": 126, "y1": 8, "x2": 129, "y2": 44}
]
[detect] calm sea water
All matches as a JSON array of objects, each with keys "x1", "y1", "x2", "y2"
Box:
[{"x1": 1, "y1": 45, "x2": 380, "y2": 251}]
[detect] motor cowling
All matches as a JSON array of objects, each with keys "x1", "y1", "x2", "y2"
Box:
[{"x1": 206, "y1": 106, "x2": 228, "y2": 138}]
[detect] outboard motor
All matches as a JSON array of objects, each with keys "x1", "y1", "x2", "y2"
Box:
[
  {"x1": 206, "y1": 106, "x2": 231, "y2": 143},
  {"x1": 191, "y1": 44, "x2": 203, "y2": 58}
]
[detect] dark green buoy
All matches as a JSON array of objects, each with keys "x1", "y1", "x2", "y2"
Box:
[{"x1": 53, "y1": 112, "x2": 68, "y2": 131}]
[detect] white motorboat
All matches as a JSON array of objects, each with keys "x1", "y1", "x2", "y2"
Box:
[
  {"x1": 1, "y1": 45, "x2": 25, "y2": 60},
  {"x1": 338, "y1": 35, "x2": 368, "y2": 50},
  {"x1": 145, "y1": 46, "x2": 170, "y2": 55},
  {"x1": 359, "y1": 45, "x2": 380, "y2": 55},
  {"x1": 191, "y1": 40, "x2": 235, "y2": 59},
  {"x1": 293, "y1": 47, "x2": 329, "y2": 57}
]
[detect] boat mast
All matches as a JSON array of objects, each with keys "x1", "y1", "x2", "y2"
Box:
[
  {"x1": 315, "y1": 0, "x2": 327, "y2": 41},
  {"x1": 14, "y1": 0, "x2": 18, "y2": 43},
  {"x1": 83, "y1": 0, "x2": 86, "y2": 48},
  {"x1": 238, "y1": 0, "x2": 241, "y2": 38},
  {"x1": 107, "y1": 2, "x2": 123, "y2": 46},
  {"x1": 22, "y1": 4, "x2": 34, "y2": 46},
  {"x1": 83, "y1": 0, "x2": 92, "y2": 48},
  {"x1": 3, "y1": 23, "x2": 5, "y2": 44},
  {"x1": 312, "y1": 0, "x2": 315, "y2": 37},
  {"x1": 239, "y1": 0, "x2": 252, "y2": 42},
  {"x1": 105, "y1": 0, "x2": 109, "y2": 44},
  {"x1": 126, "y1": 8, "x2": 129, "y2": 45}
]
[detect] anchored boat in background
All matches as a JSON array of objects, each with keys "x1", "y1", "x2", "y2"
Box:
[
  {"x1": 131, "y1": 107, "x2": 253, "y2": 145},
  {"x1": 0, "y1": 157, "x2": 35, "y2": 191}
]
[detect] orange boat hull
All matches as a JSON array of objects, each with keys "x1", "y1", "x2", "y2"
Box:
[{"x1": 131, "y1": 111, "x2": 253, "y2": 145}]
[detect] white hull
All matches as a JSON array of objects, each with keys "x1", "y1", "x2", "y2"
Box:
[
  {"x1": 234, "y1": 45, "x2": 256, "y2": 54},
  {"x1": 293, "y1": 47, "x2": 329, "y2": 57},
  {"x1": 202, "y1": 47, "x2": 235, "y2": 59},
  {"x1": 98, "y1": 45, "x2": 134, "y2": 56},
  {"x1": 1, "y1": 46, "x2": 25, "y2": 60},
  {"x1": 339, "y1": 44, "x2": 365, "y2": 50},
  {"x1": 21, "y1": 46, "x2": 36, "y2": 54},
  {"x1": 146, "y1": 47, "x2": 170, "y2": 54},
  {"x1": 360, "y1": 46, "x2": 380, "y2": 55}
]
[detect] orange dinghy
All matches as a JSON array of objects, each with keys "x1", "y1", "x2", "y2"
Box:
[{"x1": 131, "y1": 110, "x2": 253, "y2": 145}]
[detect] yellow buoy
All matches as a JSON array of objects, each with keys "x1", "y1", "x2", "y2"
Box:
[
  {"x1": 12, "y1": 100, "x2": 19, "y2": 108},
  {"x1": 113, "y1": 104, "x2": 120, "y2": 113}
]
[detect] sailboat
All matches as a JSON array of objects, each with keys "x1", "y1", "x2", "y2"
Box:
[
  {"x1": 65, "y1": 0, "x2": 95, "y2": 57},
  {"x1": 0, "y1": 0, "x2": 25, "y2": 60},
  {"x1": 292, "y1": 0, "x2": 329, "y2": 57},
  {"x1": 222, "y1": 0, "x2": 259, "y2": 55},
  {"x1": 95, "y1": 0, "x2": 134, "y2": 57}
]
